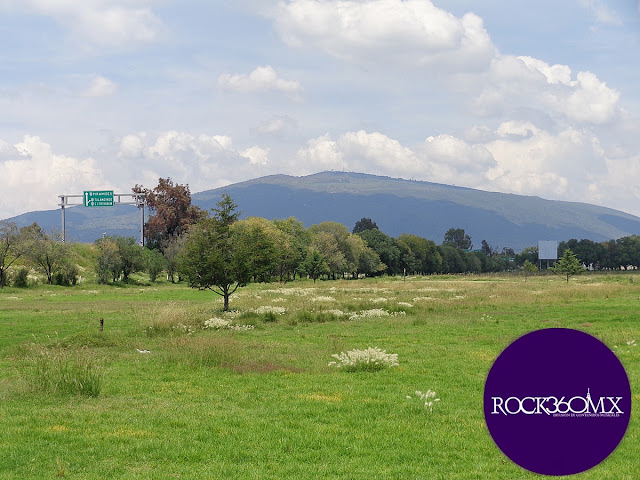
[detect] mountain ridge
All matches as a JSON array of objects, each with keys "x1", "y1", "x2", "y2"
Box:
[{"x1": 4, "y1": 171, "x2": 640, "y2": 250}]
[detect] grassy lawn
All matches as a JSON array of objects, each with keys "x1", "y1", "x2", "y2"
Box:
[{"x1": 0, "y1": 273, "x2": 638, "y2": 479}]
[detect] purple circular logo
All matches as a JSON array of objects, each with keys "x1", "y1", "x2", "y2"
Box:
[{"x1": 484, "y1": 328, "x2": 631, "y2": 476}]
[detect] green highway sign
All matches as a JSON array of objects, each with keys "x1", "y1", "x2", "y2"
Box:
[{"x1": 84, "y1": 190, "x2": 114, "y2": 207}]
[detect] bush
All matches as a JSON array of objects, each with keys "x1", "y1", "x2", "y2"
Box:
[
  {"x1": 12, "y1": 268, "x2": 29, "y2": 288},
  {"x1": 262, "y1": 311, "x2": 278, "y2": 323},
  {"x1": 328, "y1": 347, "x2": 399, "y2": 372},
  {"x1": 54, "y1": 264, "x2": 79, "y2": 286}
]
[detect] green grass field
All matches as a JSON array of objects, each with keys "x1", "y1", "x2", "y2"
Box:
[{"x1": 1, "y1": 273, "x2": 638, "y2": 479}]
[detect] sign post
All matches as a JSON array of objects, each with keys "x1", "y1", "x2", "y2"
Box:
[{"x1": 58, "y1": 191, "x2": 146, "y2": 245}]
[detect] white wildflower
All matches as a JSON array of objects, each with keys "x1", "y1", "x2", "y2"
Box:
[
  {"x1": 254, "y1": 306, "x2": 286, "y2": 315},
  {"x1": 370, "y1": 297, "x2": 388, "y2": 304},
  {"x1": 328, "y1": 347, "x2": 398, "y2": 372},
  {"x1": 398, "y1": 302, "x2": 413, "y2": 308},
  {"x1": 311, "y1": 296, "x2": 336, "y2": 302},
  {"x1": 413, "y1": 389, "x2": 440, "y2": 412},
  {"x1": 204, "y1": 317, "x2": 231, "y2": 329},
  {"x1": 349, "y1": 309, "x2": 390, "y2": 320},
  {"x1": 136, "y1": 348, "x2": 151, "y2": 354},
  {"x1": 204, "y1": 317, "x2": 254, "y2": 331}
]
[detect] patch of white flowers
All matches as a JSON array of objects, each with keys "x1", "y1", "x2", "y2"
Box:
[
  {"x1": 412, "y1": 296, "x2": 434, "y2": 302},
  {"x1": 254, "y1": 306, "x2": 286, "y2": 315},
  {"x1": 407, "y1": 389, "x2": 440, "y2": 412},
  {"x1": 349, "y1": 309, "x2": 390, "y2": 320},
  {"x1": 328, "y1": 347, "x2": 399, "y2": 372},
  {"x1": 203, "y1": 317, "x2": 254, "y2": 331},
  {"x1": 311, "y1": 296, "x2": 336, "y2": 302},
  {"x1": 370, "y1": 297, "x2": 388, "y2": 304},
  {"x1": 172, "y1": 323, "x2": 196, "y2": 335},
  {"x1": 397, "y1": 302, "x2": 413, "y2": 308}
]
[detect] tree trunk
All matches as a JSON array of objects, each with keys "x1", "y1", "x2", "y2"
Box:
[{"x1": 223, "y1": 293, "x2": 230, "y2": 311}]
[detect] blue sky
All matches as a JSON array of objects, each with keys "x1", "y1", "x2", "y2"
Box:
[{"x1": 2, "y1": 0, "x2": 640, "y2": 219}]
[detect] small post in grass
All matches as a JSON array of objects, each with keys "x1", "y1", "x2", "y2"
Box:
[{"x1": 100, "y1": 318, "x2": 104, "y2": 332}]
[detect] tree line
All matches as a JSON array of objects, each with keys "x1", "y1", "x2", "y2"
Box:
[{"x1": 3, "y1": 178, "x2": 640, "y2": 292}]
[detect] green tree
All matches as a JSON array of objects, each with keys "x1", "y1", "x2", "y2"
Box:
[
  {"x1": 233, "y1": 217, "x2": 282, "y2": 283},
  {"x1": 352, "y1": 217, "x2": 379, "y2": 234},
  {"x1": 300, "y1": 249, "x2": 329, "y2": 283},
  {"x1": 95, "y1": 238, "x2": 121, "y2": 284},
  {"x1": 550, "y1": 248, "x2": 585, "y2": 282},
  {"x1": 357, "y1": 229, "x2": 401, "y2": 275},
  {"x1": 397, "y1": 234, "x2": 442, "y2": 274},
  {"x1": 0, "y1": 221, "x2": 34, "y2": 288},
  {"x1": 309, "y1": 231, "x2": 346, "y2": 278},
  {"x1": 443, "y1": 228, "x2": 472, "y2": 250},
  {"x1": 114, "y1": 236, "x2": 146, "y2": 281},
  {"x1": 144, "y1": 248, "x2": 167, "y2": 282},
  {"x1": 522, "y1": 259, "x2": 538, "y2": 281},
  {"x1": 272, "y1": 217, "x2": 310, "y2": 282},
  {"x1": 27, "y1": 226, "x2": 69, "y2": 285},
  {"x1": 178, "y1": 194, "x2": 251, "y2": 311}
]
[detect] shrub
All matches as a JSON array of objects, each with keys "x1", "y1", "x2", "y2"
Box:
[
  {"x1": 328, "y1": 347, "x2": 399, "y2": 372},
  {"x1": 262, "y1": 311, "x2": 278, "y2": 323},
  {"x1": 12, "y1": 268, "x2": 29, "y2": 288},
  {"x1": 54, "y1": 264, "x2": 79, "y2": 286}
]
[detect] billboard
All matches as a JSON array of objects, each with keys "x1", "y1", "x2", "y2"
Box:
[{"x1": 538, "y1": 240, "x2": 558, "y2": 260}]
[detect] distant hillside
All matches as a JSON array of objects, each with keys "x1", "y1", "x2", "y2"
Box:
[{"x1": 6, "y1": 171, "x2": 640, "y2": 250}]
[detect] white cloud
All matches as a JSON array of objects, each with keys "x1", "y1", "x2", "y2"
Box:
[
  {"x1": 482, "y1": 123, "x2": 608, "y2": 199},
  {"x1": 116, "y1": 131, "x2": 271, "y2": 193},
  {"x1": 296, "y1": 134, "x2": 345, "y2": 171},
  {"x1": 4, "y1": 0, "x2": 163, "y2": 49},
  {"x1": 295, "y1": 130, "x2": 494, "y2": 187},
  {"x1": 218, "y1": 66, "x2": 302, "y2": 98},
  {"x1": 578, "y1": 0, "x2": 623, "y2": 25},
  {"x1": 256, "y1": 116, "x2": 296, "y2": 136},
  {"x1": 474, "y1": 55, "x2": 620, "y2": 125},
  {"x1": 81, "y1": 75, "x2": 118, "y2": 97},
  {"x1": 274, "y1": 0, "x2": 496, "y2": 71},
  {"x1": 0, "y1": 136, "x2": 106, "y2": 218},
  {"x1": 241, "y1": 146, "x2": 270, "y2": 166}
]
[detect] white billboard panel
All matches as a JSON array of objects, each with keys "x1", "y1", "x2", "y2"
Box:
[{"x1": 538, "y1": 240, "x2": 558, "y2": 260}]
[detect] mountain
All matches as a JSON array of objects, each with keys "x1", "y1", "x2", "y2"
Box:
[{"x1": 5, "y1": 171, "x2": 640, "y2": 250}]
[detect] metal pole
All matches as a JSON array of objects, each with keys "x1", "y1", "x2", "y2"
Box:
[
  {"x1": 140, "y1": 202, "x2": 145, "y2": 247},
  {"x1": 60, "y1": 196, "x2": 66, "y2": 243}
]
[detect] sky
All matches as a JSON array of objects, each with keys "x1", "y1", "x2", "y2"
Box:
[{"x1": 1, "y1": 0, "x2": 640, "y2": 219}]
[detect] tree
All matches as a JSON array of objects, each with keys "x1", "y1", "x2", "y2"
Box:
[
  {"x1": 233, "y1": 217, "x2": 282, "y2": 283},
  {"x1": 133, "y1": 178, "x2": 206, "y2": 250},
  {"x1": 162, "y1": 235, "x2": 187, "y2": 283},
  {"x1": 178, "y1": 194, "x2": 251, "y2": 311},
  {"x1": 144, "y1": 248, "x2": 167, "y2": 282},
  {"x1": 357, "y1": 229, "x2": 401, "y2": 275},
  {"x1": 522, "y1": 260, "x2": 538, "y2": 281},
  {"x1": 300, "y1": 249, "x2": 329, "y2": 283},
  {"x1": 95, "y1": 238, "x2": 121, "y2": 284},
  {"x1": 27, "y1": 226, "x2": 69, "y2": 285},
  {"x1": 353, "y1": 218, "x2": 379, "y2": 234},
  {"x1": 397, "y1": 234, "x2": 442, "y2": 274},
  {"x1": 0, "y1": 221, "x2": 32, "y2": 288},
  {"x1": 443, "y1": 228, "x2": 472, "y2": 250},
  {"x1": 113, "y1": 236, "x2": 146, "y2": 281},
  {"x1": 272, "y1": 218, "x2": 310, "y2": 282},
  {"x1": 549, "y1": 249, "x2": 585, "y2": 282},
  {"x1": 480, "y1": 240, "x2": 493, "y2": 256}
]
